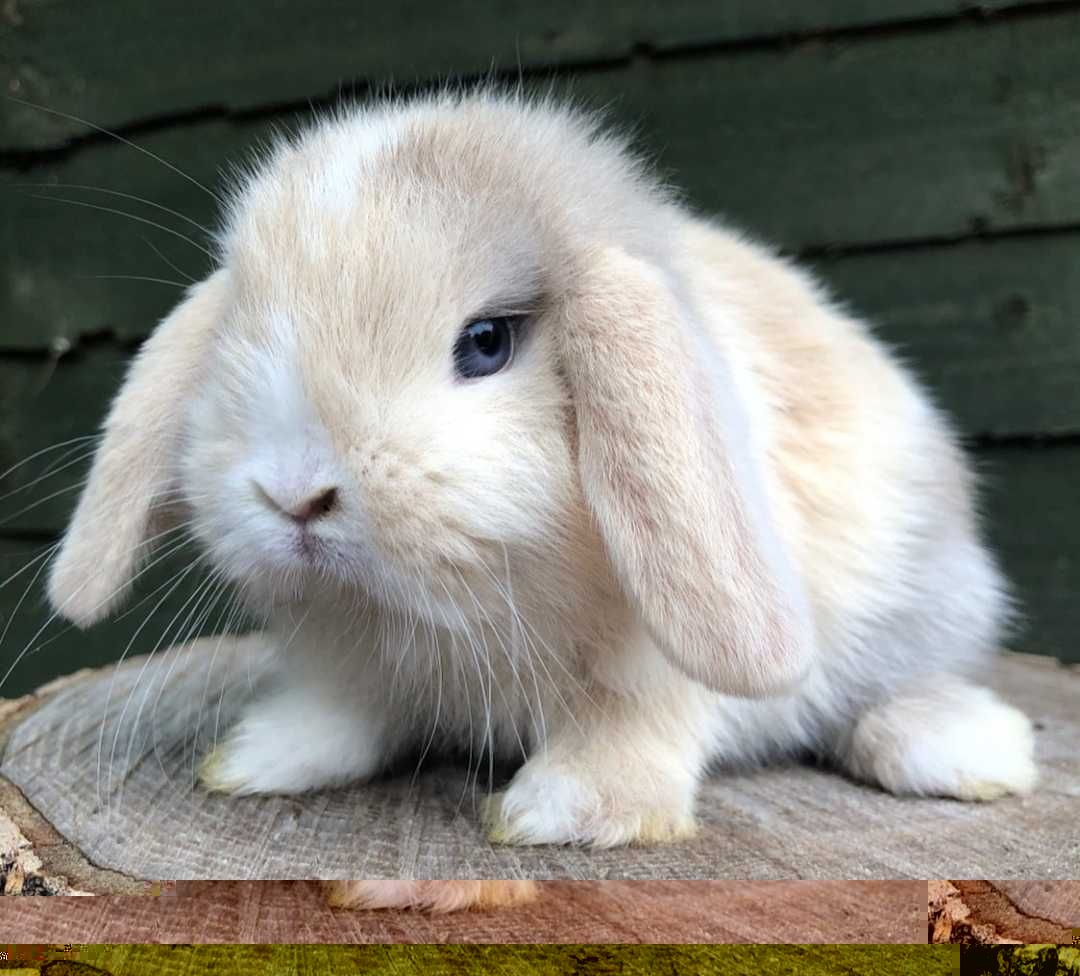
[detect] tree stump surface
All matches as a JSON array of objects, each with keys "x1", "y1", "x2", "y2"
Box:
[
  {"x1": 0, "y1": 637, "x2": 1076, "y2": 884},
  {"x1": 929, "y1": 880, "x2": 1080, "y2": 944}
]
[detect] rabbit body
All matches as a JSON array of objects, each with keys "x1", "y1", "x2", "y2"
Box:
[{"x1": 50, "y1": 92, "x2": 1035, "y2": 849}]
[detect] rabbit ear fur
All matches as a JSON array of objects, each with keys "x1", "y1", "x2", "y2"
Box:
[
  {"x1": 561, "y1": 246, "x2": 814, "y2": 697},
  {"x1": 47, "y1": 270, "x2": 230, "y2": 627}
]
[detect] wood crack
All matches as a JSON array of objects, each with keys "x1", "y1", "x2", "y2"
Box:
[{"x1": 930, "y1": 880, "x2": 1079, "y2": 944}]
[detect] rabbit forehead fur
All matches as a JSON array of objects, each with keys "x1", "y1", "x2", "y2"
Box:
[
  {"x1": 220, "y1": 94, "x2": 676, "y2": 304},
  {"x1": 183, "y1": 95, "x2": 673, "y2": 628}
]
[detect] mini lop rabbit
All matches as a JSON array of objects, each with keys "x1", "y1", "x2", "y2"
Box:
[{"x1": 49, "y1": 89, "x2": 1036, "y2": 850}]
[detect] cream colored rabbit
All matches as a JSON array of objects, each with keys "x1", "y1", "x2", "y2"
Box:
[{"x1": 48, "y1": 88, "x2": 1035, "y2": 850}]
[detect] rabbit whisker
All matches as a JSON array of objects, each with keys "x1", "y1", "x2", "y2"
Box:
[
  {"x1": 5, "y1": 96, "x2": 221, "y2": 203},
  {"x1": 25, "y1": 194, "x2": 214, "y2": 259}
]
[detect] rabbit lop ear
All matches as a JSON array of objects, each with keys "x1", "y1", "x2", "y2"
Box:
[
  {"x1": 561, "y1": 247, "x2": 814, "y2": 697},
  {"x1": 47, "y1": 270, "x2": 231, "y2": 627}
]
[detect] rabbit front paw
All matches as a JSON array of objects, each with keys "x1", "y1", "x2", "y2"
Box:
[
  {"x1": 483, "y1": 754, "x2": 697, "y2": 847},
  {"x1": 199, "y1": 688, "x2": 387, "y2": 795}
]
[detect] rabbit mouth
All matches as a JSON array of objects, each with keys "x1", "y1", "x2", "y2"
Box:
[
  {"x1": 291, "y1": 528, "x2": 322, "y2": 560},
  {"x1": 199, "y1": 522, "x2": 356, "y2": 610}
]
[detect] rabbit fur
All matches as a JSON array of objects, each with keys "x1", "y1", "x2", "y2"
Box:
[
  {"x1": 48, "y1": 88, "x2": 1036, "y2": 850},
  {"x1": 323, "y1": 880, "x2": 538, "y2": 912}
]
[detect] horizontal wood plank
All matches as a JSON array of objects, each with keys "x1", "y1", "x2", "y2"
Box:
[
  {"x1": 0, "y1": 343, "x2": 127, "y2": 534},
  {"x1": 4, "y1": 8, "x2": 1080, "y2": 355},
  {"x1": 810, "y1": 233, "x2": 1080, "y2": 438},
  {"x1": 1, "y1": 120, "x2": 226, "y2": 352},
  {"x1": 0, "y1": 0, "x2": 1056, "y2": 149},
  {"x1": 0, "y1": 883, "x2": 933, "y2": 945},
  {"x1": 577, "y1": 7, "x2": 1080, "y2": 248},
  {"x1": 979, "y1": 440, "x2": 1080, "y2": 667}
]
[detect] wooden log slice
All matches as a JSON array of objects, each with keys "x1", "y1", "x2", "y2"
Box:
[
  {"x1": 0, "y1": 638, "x2": 1077, "y2": 886},
  {"x1": 930, "y1": 881, "x2": 1080, "y2": 944}
]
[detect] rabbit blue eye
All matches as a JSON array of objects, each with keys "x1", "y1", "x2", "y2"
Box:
[{"x1": 454, "y1": 317, "x2": 515, "y2": 379}]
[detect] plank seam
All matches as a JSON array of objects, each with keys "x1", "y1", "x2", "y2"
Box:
[
  {"x1": 800, "y1": 220, "x2": 1080, "y2": 262},
  {"x1": 972, "y1": 430, "x2": 1080, "y2": 447},
  {"x1": 4, "y1": 221, "x2": 1080, "y2": 359},
  {"x1": 3, "y1": 0, "x2": 1080, "y2": 161}
]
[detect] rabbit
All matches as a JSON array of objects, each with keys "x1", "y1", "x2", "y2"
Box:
[
  {"x1": 323, "y1": 880, "x2": 538, "y2": 912},
  {"x1": 46, "y1": 86, "x2": 1036, "y2": 851}
]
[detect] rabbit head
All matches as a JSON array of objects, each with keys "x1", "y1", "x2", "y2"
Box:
[{"x1": 48, "y1": 91, "x2": 813, "y2": 697}]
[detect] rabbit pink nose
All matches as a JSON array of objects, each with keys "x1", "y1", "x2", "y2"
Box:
[{"x1": 254, "y1": 482, "x2": 338, "y2": 524}]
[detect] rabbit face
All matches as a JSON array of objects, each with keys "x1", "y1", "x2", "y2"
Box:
[
  {"x1": 180, "y1": 108, "x2": 590, "y2": 626},
  {"x1": 49, "y1": 92, "x2": 813, "y2": 697}
]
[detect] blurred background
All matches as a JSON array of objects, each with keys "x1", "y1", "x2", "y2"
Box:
[{"x1": 1, "y1": 2, "x2": 1077, "y2": 695}]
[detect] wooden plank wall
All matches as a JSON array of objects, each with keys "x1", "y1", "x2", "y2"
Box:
[{"x1": 1, "y1": 1, "x2": 1077, "y2": 693}]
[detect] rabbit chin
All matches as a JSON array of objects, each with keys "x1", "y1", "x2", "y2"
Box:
[{"x1": 205, "y1": 527, "x2": 512, "y2": 634}]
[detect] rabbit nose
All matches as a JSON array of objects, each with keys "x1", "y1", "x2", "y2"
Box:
[{"x1": 254, "y1": 482, "x2": 338, "y2": 524}]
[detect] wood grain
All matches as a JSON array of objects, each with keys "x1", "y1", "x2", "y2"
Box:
[
  {"x1": 930, "y1": 880, "x2": 1080, "y2": 944},
  {"x1": 0, "y1": 880, "x2": 927, "y2": 943},
  {"x1": 0, "y1": 640, "x2": 1075, "y2": 882},
  {"x1": 992, "y1": 883, "x2": 1080, "y2": 932},
  {"x1": 0, "y1": 0, "x2": 1053, "y2": 149}
]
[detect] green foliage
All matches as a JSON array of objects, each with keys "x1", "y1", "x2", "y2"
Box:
[
  {"x1": 961, "y1": 946, "x2": 1080, "y2": 976},
  {"x1": 61, "y1": 944, "x2": 959, "y2": 976}
]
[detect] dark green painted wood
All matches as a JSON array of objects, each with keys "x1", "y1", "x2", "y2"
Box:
[
  {"x1": 0, "y1": 343, "x2": 128, "y2": 534},
  {"x1": 0, "y1": 0, "x2": 1056, "y2": 149},
  {"x1": 1, "y1": 120, "x2": 225, "y2": 352},
  {"x1": 572, "y1": 6, "x2": 1080, "y2": 249},
  {"x1": 5, "y1": 8, "x2": 1080, "y2": 353},
  {"x1": 1, "y1": 3, "x2": 1077, "y2": 681},
  {"x1": 0, "y1": 439, "x2": 1074, "y2": 697},
  {"x1": 810, "y1": 233, "x2": 1080, "y2": 438},
  {"x1": 980, "y1": 440, "x2": 1080, "y2": 668}
]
